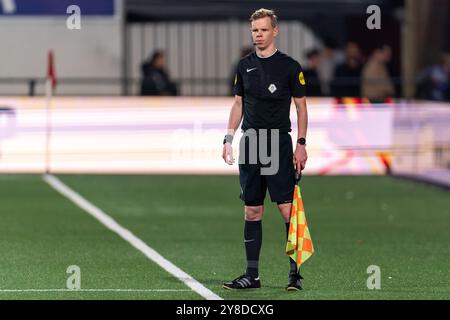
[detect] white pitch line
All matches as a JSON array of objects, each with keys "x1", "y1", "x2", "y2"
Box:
[
  {"x1": 0, "y1": 289, "x2": 192, "y2": 293},
  {"x1": 42, "y1": 174, "x2": 222, "y2": 300}
]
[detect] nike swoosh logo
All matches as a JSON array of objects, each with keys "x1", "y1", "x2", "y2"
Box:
[
  {"x1": 246, "y1": 68, "x2": 257, "y2": 73},
  {"x1": 244, "y1": 239, "x2": 255, "y2": 243}
]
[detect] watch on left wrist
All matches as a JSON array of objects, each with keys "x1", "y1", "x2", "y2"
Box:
[{"x1": 297, "y1": 137, "x2": 306, "y2": 145}]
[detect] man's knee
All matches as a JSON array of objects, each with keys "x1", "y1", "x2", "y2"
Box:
[
  {"x1": 277, "y1": 202, "x2": 292, "y2": 221},
  {"x1": 245, "y1": 205, "x2": 264, "y2": 221}
]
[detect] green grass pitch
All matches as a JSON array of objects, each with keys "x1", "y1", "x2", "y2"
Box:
[{"x1": 0, "y1": 174, "x2": 449, "y2": 300}]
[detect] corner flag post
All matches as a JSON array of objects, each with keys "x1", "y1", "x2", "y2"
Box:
[{"x1": 45, "y1": 50, "x2": 57, "y2": 174}]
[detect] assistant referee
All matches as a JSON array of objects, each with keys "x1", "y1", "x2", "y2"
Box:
[{"x1": 221, "y1": 8, "x2": 309, "y2": 291}]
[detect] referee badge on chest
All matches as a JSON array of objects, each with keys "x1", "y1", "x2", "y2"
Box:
[{"x1": 268, "y1": 83, "x2": 277, "y2": 94}]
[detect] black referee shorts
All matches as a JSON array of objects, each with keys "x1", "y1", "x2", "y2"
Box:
[{"x1": 238, "y1": 131, "x2": 296, "y2": 206}]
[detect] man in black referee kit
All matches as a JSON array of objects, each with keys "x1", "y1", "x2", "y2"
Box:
[{"x1": 222, "y1": 8, "x2": 309, "y2": 291}]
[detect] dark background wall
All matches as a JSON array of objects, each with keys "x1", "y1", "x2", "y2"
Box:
[{"x1": 127, "y1": 0, "x2": 404, "y2": 47}]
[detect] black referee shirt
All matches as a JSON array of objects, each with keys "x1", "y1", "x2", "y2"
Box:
[{"x1": 233, "y1": 50, "x2": 306, "y2": 133}]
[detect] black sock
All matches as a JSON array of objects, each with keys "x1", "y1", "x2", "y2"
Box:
[
  {"x1": 285, "y1": 222, "x2": 298, "y2": 274},
  {"x1": 244, "y1": 220, "x2": 262, "y2": 278}
]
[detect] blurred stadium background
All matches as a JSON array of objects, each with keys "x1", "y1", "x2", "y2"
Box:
[{"x1": 0, "y1": 0, "x2": 449, "y2": 300}]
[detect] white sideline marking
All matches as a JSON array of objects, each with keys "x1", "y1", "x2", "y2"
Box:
[
  {"x1": 42, "y1": 174, "x2": 222, "y2": 300},
  {"x1": 0, "y1": 289, "x2": 192, "y2": 293}
]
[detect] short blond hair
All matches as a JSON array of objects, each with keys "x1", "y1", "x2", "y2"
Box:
[{"x1": 249, "y1": 8, "x2": 278, "y2": 27}]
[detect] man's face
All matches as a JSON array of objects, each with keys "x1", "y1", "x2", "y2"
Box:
[
  {"x1": 382, "y1": 46, "x2": 392, "y2": 63},
  {"x1": 346, "y1": 42, "x2": 361, "y2": 60},
  {"x1": 251, "y1": 17, "x2": 278, "y2": 50},
  {"x1": 309, "y1": 55, "x2": 320, "y2": 69},
  {"x1": 155, "y1": 55, "x2": 166, "y2": 69}
]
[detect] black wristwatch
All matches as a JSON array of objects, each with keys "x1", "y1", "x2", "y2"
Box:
[{"x1": 297, "y1": 137, "x2": 306, "y2": 145}]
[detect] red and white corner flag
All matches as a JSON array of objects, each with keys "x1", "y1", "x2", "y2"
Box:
[{"x1": 47, "y1": 50, "x2": 57, "y2": 91}]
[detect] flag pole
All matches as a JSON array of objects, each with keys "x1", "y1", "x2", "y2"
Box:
[
  {"x1": 45, "y1": 78, "x2": 52, "y2": 174},
  {"x1": 45, "y1": 50, "x2": 56, "y2": 174}
]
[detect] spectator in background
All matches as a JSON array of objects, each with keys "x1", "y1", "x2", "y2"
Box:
[
  {"x1": 230, "y1": 46, "x2": 255, "y2": 95},
  {"x1": 361, "y1": 45, "x2": 395, "y2": 102},
  {"x1": 302, "y1": 49, "x2": 322, "y2": 96},
  {"x1": 386, "y1": 49, "x2": 401, "y2": 97},
  {"x1": 317, "y1": 38, "x2": 344, "y2": 95},
  {"x1": 416, "y1": 53, "x2": 450, "y2": 101},
  {"x1": 140, "y1": 50, "x2": 178, "y2": 96},
  {"x1": 332, "y1": 41, "x2": 363, "y2": 97}
]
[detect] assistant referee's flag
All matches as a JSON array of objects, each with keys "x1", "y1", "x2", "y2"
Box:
[{"x1": 286, "y1": 172, "x2": 314, "y2": 268}]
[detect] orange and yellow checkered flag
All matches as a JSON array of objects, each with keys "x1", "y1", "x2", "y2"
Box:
[{"x1": 286, "y1": 182, "x2": 314, "y2": 268}]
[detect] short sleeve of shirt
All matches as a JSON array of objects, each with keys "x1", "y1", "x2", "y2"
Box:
[
  {"x1": 290, "y1": 61, "x2": 306, "y2": 98},
  {"x1": 233, "y1": 62, "x2": 244, "y2": 96}
]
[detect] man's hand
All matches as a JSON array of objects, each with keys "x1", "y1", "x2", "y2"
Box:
[
  {"x1": 293, "y1": 144, "x2": 307, "y2": 174},
  {"x1": 222, "y1": 142, "x2": 235, "y2": 165}
]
